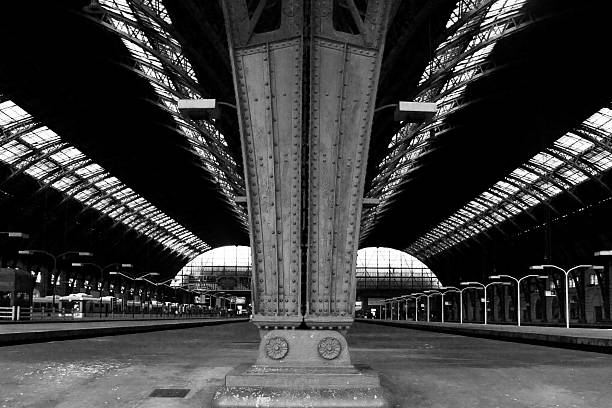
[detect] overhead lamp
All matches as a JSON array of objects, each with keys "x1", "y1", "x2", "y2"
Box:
[
  {"x1": 177, "y1": 99, "x2": 216, "y2": 119},
  {"x1": 394, "y1": 101, "x2": 437, "y2": 122},
  {"x1": 7, "y1": 232, "x2": 29, "y2": 238}
]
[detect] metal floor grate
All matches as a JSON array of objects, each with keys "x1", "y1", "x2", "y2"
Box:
[{"x1": 149, "y1": 388, "x2": 190, "y2": 398}]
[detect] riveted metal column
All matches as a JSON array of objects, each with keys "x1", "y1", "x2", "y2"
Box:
[
  {"x1": 305, "y1": 0, "x2": 396, "y2": 328},
  {"x1": 221, "y1": 0, "x2": 304, "y2": 328},
  {"x1": 215, "y1": 2, "x2": 397, "y2": 405}
]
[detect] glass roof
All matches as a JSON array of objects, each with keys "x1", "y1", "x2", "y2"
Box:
[
  {"x1": 408, "y1": 106, "x2": 612, "y2": 258},
  {"x1": 363, "y1": 0, "x2": 530, "y2": 237},
  {"x1": 0, "y1": 98, "x2": 209, "y2": 258},
  {"x1": 356, "y1": 247, "x2": 441, "y2": 284},
  {"x1": 181, "y1": 245, "x2": 252, "y2": 270},
  {"x1": 176, "y1": 245, "x2": 441, "y2": 285},
  {"x1": 98, "y1": 0, "x2": 246, "y2": 225}
]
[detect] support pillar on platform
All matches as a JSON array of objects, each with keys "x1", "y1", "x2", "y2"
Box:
[{"x1": 208, "y1": 1, "x2": 404, "y2": 406}]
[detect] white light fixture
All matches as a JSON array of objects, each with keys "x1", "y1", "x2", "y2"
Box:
[
  {"x1": 177, "y1": 99, "x2": 216, "y2": 119},
  {"x1": 394, "y1": 101, "x2": 437, "y2": 122}
]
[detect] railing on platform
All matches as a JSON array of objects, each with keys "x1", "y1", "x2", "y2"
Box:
[
  {"x1": 0, "y1": 305, "x2": 247, "y2": 322},
  {"x1": 0, "y1": 306, "x2": 13, "y2": 320},
  {"x1": 0, "y1": 306, "x2": 30, "y2": 321}
]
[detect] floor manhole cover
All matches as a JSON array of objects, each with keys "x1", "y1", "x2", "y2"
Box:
[{"x1": 149, "y1": 388, "x2": 190, "y2": 398}]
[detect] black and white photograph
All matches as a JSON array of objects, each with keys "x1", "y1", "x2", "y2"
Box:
[{"x1": 1, "y1": 1, "x2": 611, "y2": 407}]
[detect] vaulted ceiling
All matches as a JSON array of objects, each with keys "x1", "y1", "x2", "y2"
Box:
[{"x1": 1, "y1": 0, "x2": 611, "y2": 282}]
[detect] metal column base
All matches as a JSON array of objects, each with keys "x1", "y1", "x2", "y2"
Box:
[{"x1": 211, "y1": 330, "x2": 390, "y2": 407}]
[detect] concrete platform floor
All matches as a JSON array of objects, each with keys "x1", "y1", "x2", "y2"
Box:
[{"x1": 1, "y1": 321, "x2": 611, "y2": 408}]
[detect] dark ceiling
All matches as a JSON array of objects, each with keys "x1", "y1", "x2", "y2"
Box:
[{"x1": 1, "y1": 0, "x2": 611, "y2": 281}]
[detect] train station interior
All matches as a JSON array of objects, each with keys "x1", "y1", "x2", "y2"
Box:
[{"x1": 1, "y1": 1, "x2": 612, "y2": 407}]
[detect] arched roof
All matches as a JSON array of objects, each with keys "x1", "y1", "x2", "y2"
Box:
[
  {"x1": 181, "y1": 245, "x2": 252, "y2": 270},
  {"x1": 1, "y1": 0, "x2": 612, "y2": 283}
]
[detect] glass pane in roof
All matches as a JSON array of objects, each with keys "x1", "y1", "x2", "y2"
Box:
[
  {"x1": 531, "y1": 152, "x2": 563, "y2": 171},
  {"x1": 554, "y1": 133, "x2": 592, "y2": 154},
  {"x1": 495, "y1": 180, "x2": 519, "y2": 195},
  {"x1": 74, "y1": 188, "x2": 97, "y2": 202},
  {"x1": 50, "y1": 146, "x2": 83, "y2": 164},
  {"x1": 0, "y1": 140, "x2": 30, "y2": 164},
  {"x1": 25, "y1": 160, "x2": 57, "y2": 179},
  {"x1": 52, "y1": 175, "x2": 80, "y2": 192},
  {"x1": 537, "y1": 181, "x2": 562, "y2": 197},
  {"x1": 20, "y1": 127, "x2": 60, "y2": 148},
  {"x1": 586, "y1": 149, "x2": 612, "y2": 171},
  {"x1": 585, "y1": 108, "x2": 612, "y2": 133},
  {"x1": 74, "y1": 163, "x2": 101, "y2": 177},
  {"x1": 0, "y1": 101, "x2": 29, "y2": 125},
  {"x1": 517, "y1": 192, "x2": 538, "y2": 206},
  {"x1": 557, "y1": 166, "x2": 588, "y2": 185},
  {"x1": 481, "y1": 190, "x2": 503, "y2": 204},
  {"x1": 511, "y1": 167, "x2": 538, "y2": 184}
]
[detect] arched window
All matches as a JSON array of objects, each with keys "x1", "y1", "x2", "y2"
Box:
[{"x1": 356, "y1": 247, "x2": 441, "y2": 291}]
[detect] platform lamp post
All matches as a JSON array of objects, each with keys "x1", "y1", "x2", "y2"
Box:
[
  {"x1": 383, "y1": 298, "x2": 390, "y2": 320},
  {"x1": 18, "y1": 250, "x2": 93, "y2": 315},
  {"x1": 424, "y1": 290, "x2": 441, "y2": 322},
  {"x1": 459, "y1": 281, "x2": 511, "y2": 324},
  {"x1": 456, "y1": 286, "x2": 481, "y2": 324},
  {"x1": 412, "y1": 293, "x2": 425, "y2": 321},
  {"x1": 594, "y1": 251, "x2": 612, "y2": 321},
  {"x1": 109, "y1": 271, "x2": 158, "y2": 318},
  {"x1": 395, "y1": 297, "x2": 401, "y2": 320},
  {"x1": 489, "y1": 274, "x2": 548, "y2": 326},
  {"x1": 529, "y1": 264, "x2": 602, "y2": 328},
  {"x1": 72, "y1": 262, "x2": 133, "y2": 318},
  {"x1": 402, "y1": 295, "x2": 412, "y2": 320},
  {"x1": 439, "y1": 287, "x2": 461, "y2": 323}
]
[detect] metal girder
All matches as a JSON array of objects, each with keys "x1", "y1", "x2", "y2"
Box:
[
  {"x1": 547, "y1": 146, "x2": 612, "y2": 193},
  {"x1": 364, "y1": 3, "x2": 542, "y2": 239},
  {"x1": 91, "y1": 1, "x2": 248, "y2": 224}
]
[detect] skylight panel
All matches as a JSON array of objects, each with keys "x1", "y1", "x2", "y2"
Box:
[
  {"x1": 481, "y1": 190, "x2": 503, "y2": 204},
  {"x1": 537, "y1": 181, "x2": 562, "y2": 197},
  {"x1": 0, "y1": 101, "x2": 29, "y2": 125},
  {"x1": 24, "y1": 160, "x2": 57, "y2": 179},
  {"x1": 557, "y1": 167, "x2": 588, "y2": 185},
  {"x1": 0, "y1": 140, "x2": 30, "y2": 164},
  {"x1": 586, "y1": 149, "x2": 612, "y2": 171},
  {"x1": 52, "y1": 175, "x2": 80, "y2": 192},
  {"x1": 73, "y1": 186, "x2": 97, "y2": 201},
  {"x1": 50, "y1": 146, "x2": 83, "y2": 164},
  {"x1": 585, "y1": 108, "x2": 612, "y2": 133},
  {"x1": 495, "y1": 180, "x2": 519, "y2": 195},
  {"x1": 469, "y1": 200, "x2": 488, "y2": 212},
  {"x1": 20, "y1": 127, "x2": 61, "y2": 148},
  {"x1": 531, "y1": 152, "x2": 563, "y2": 171},
  {"x1": 555, "y1": 133, "x2": 592, "y2": 154}
]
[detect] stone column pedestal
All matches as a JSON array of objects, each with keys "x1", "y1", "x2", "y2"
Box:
[{"x1": 212, "y1": 330, "x2": 389, "y2": 407}]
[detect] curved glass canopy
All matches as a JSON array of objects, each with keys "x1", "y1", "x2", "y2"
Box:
[
  {"x1": 364, "y1": 0, "x2": 530, "y2": 237},
  {"x1": 176, "y1": 246, "x2": 441, "y2": 290},
  {"x1": 0, "y1": 98, "x2": 209, "y2": 258},
  {"x1": 408, "y1": 107, "x2": 612, "y2": 259}
]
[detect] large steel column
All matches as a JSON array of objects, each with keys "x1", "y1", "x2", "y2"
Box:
[
  {"x1": 214, "y1": 1, "x2": 396, "y2": 406},
  {"x1": 222, "y1": 0, "x2": 304, "y2": 329},
  {"x1": 306, "y1": 2, "x2": 391, "y2": 328}
]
